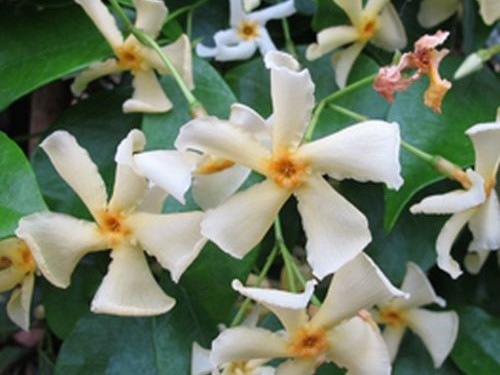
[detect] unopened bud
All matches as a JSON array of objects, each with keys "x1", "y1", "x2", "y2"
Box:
[
  {"x1": 434, "y1": 156, "x2": 472, "y2": 189},
  {"x1": 454, "y1": 53, "x2": 483, "y2": 80}
]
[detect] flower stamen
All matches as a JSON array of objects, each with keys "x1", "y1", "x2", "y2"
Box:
[
  {"x1": 266, "y1": 151, "x2": 308, "y2": 189},
  {"x1": 288, "y1": 327, "x2": 328, "y2": 359},
  {"x1": 238, "y1": 20, "x2": 259, "y2": 40}
]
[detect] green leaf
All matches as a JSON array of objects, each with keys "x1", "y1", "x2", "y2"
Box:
[
  {"x1": 0, "y1": 132, "x2": 46, "y2": 239},
  {"x1": 384, "y1": 59, "x2": 500, "y2": 230},
  {"x1": 311, "y1": 0, "x2": 349, "y2": 32},
  {"x1": 452, "y1": 306, "x2": 500, "y2": 374},
  {"x1": 0, "y1": 3, "x2": 110, "y2": 110}
]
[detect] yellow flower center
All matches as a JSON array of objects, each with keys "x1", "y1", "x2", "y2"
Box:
[
  {"x1": 226, "y1": 361, "x2": 254, "y2": 375},
  {"x1": 358, "y1": 18, "x2": 378, "y2": 41},
  {"x1": 116, "y1": 42, "x2": 146, "y2": 72},
  {"x1": 195, "y1": 156, "x2": 235, "y2": 175},
  {"x1": 288, "y1": 326, "x2": 328, "y2": 359},
  {"x1": 266, "y1": 151, "x2": 309, "y2": 189},
  {"x1": 238, "y1": 20, "x2": 259, "y2": 40},
  {"x1": 484, "y1": 177, "x2": 496, "y2": 197},
  {"x1": 379, "y1": 307, "x2": 406, "y2": 327},
  {"x1": 98, "y1": 209, "x2": 131, "y2": 246}
]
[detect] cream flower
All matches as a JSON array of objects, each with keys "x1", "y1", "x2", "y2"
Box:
[
  {"x1": 17, "y1": 130, "x2": 206, "y2": 316},
  {"x1": 0, "y1": 238, "x2": 36, "y2": 330},
  {"x1": 210, "y1": 254, "x2": 406, "y2": 375},
  {"x1": 72, "y1": 0, "x2": 193, "y2": 113},
  {"x1": 410, "y1": 121, "x2": 500, "y2": 278},
  {"x1": 176, "y1": 51, "x2": 403, "y2": 279},
  {"x1": 418, "y1": 0, "x2": 500, "y2": 27},
  {"x1": 196, "y1": 0, "x2": 296, "y2": 61},
  {"x1": 306, "y1": 0, "x2": 407, "y2": 88},
  {"x1": 373, "y1": 263, "x2": 458, "y2": 368}
]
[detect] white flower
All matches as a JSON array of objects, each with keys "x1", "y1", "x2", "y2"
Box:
[
  {"x1": 17, "y1": 130, "x2": 206, "y2": 316},
  {"x1": 373, "y1": 263, "x2": 459, "y2": 368},
  {"x1": 418, "y1": 0, "x2": 500, "y2": 27},
  {"x1": 306, "y1": 0, "x2": 407, "y2": 88},
  {"x1": 410, "y1": 121, "x2": 500, "y2": 278},
  {"x1": 210, "y1": 254, "x2": 406, "y2": 375},
  {"x1": 72, "y1": 0, "x2": 193, "y2": 113},
  {"x1": 176, "y1": 51, "x2": 403, "y2": 279},
  {"x1": 196, "y1": 0, "x2": 296, "y2": 61},
  {"x1": 0, "y1": 238, "x2": 36, "y2": 330}
]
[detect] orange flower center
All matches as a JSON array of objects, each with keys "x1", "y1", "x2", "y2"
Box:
[
  {"x1": 379, "y1": 307, "x2": 406, "y2": 327},
  {"x1": 116, "y1": 42, "x2": 146, "y2": 72},
  {"x1": 288, "y1": 327, "x2": 328, "y2": 359},
  {"x1": 266, "y1": 151, "x2": 308, "y2": 189},
  {"x1": 98, "y1": 210, "x2": 131, "y2": 246},
  {"x1": 358, "y1": 18, "x2": 378, "y2": 41},
  {"x1": 195, "y1": 156, "x2": 235, "y2": 175},
  {"x1": 238, "y1": 20, "x2": 259, "y2": 40}
]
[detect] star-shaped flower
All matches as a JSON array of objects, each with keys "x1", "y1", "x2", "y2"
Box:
[
  {"x1": 210, "y1": 254, "x2": 406, "y2": 375},
  {"x1": 176, "y1": 51, "x2": 403, "y2": 279},
  {"x1": 418, "y1": 0, "x2": 500, "y2": 27},
  {"x1": 410, "y1": 121, "x2": 500, "y2": 277},
  {"x1": 72, "y1": 0, "x2": 193, "y2": 113},
  {"x1": 0, "y1": 238, "x2": 36, "y2": 330},
  {"x1": 196, "y1": 0, "x2": 296, "y2": 61},
  {"x1": 306, "y1": 0, "x2": 407, "y2": 88},
  {"x1": 17, "y1": 130, "x2": 205, "y2": 315},
  {"x1": 373, "y1": 263, "x2": 458, "y2": 368}
]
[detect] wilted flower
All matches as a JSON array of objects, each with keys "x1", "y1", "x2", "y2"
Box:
[
  {"x1": 306, "y1": 0, "x2": 406, "y2": 88},
  {"x1": 0, "y1": 238, "x2": 36, "y2": 330},
  {"x1": 418, "y1": 0, "x2": 499, "y2": 27},
  {"x1": 373, "y1": 31, "x2": 451, "y2": 113},
  {"x1": 210, "y1": 254, "x2": 406, "y2": 375},
  {"x1": 410, "y1": 121, "x2": 500, "y2": 277},
  {"x1": 373, "y1": 263, "x2": 458, "y2": 367},
  {"x1": 176, "y1": 51, "x2": 402, "y2": 279},
  {"x1": 17, "y1": 130, "x2": 206, "y2": 315},
  {"x1": 196, "y1": 0, "x2": 296, "y2": 61},
  {"x1": 72, "y1": 0, "x2": 193, "y2": 113}
]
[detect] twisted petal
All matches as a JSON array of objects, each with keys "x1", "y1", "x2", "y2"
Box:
[
  {"x1": 16, "y1": 212, "x2": 105, "y2": 288},
  {"x1": 466, "y1": 122, "x2": 500, "y2": 180},
  {"x1": 129, "y1": 211, "x2": 205, "y2": 282},
  {"x1": 478, "y1": 0, "x2": 500, "y2": 25},
  {"x1": 264, "y1": 51, "x2": 315, "y2": 153},
  {"x1": 124, "y1": 70, "x2": 172, "y2": 113},
  {"x1": 229, "y1": 103, "x2": 269, "y2": 134},
  {"x1": 435, "y1": 210, "x2": 476, "y2": 279},
  {"x1": 133, "y1": 0, "x2": 167, "y2": 38},
  {"x1": 417, "y1": 0, "x2": 459, "y2": 28},
  {"x1": 191, "y1": 342, "x2": 213, "y2": 375},
  {"x1": 299, "y1": 120, "x2": 403, "y2": 189},
  {"x1": 305, "y1": 26, "x2": 358, "y2": 60},
  {"x1": 371, "y1": 4, "x2": 407, "y2": 51},
  {"x1": 40, "y1": 131, "x2": 108, "y2": 219},
  {"x1": 76, "y1": 0, "x2": 124, "y2": 48},
  {"x1": 91, "y1": 244, "x2": 175, "y2": 315},
  {"x1": 334, "y1": 0, "x2": 363, "y2": 27},
  {"x1": 248, "y1": 0, "x2": 296, "y2": 24},
  {"x1": 410, "y1": 170, "x2": 485, "y2": 215},
  {"x1": 406, "y1": 309, "x2": 459, "y2": 368},
  {"x1": 464, "y1": 249, "x2": 490, "y2": 274},
  {"x1": 255, "y1": 27, "x2": 277, "y2": 55},
  {"x1": 176, "y1": 117, "x2": 271, "y2": 175},
  {"x1": 196, "y1": 43, "x2": 217, "y2": 58},
  {"x1": 295, "y1": 176, "x2": 371, "y2": 279},
  {"x1": 331, "y1": 41, "x2": 365, "y2": 88},
  {"x1": 397, "y1": 262, "x2": 445, "y2": 309},
  {"x1": 201, "y1": 179, "x2": 290, "y2": 259},
  {"x1": 382, "y1": 325, "x2": 406, "y2": 363},
  {"x1": 211, "y1": 327, "x2": 288, "y2": 366},
  {"x1": 468, "y1": 191, "x2": 500, "y2": 251},
  {"x1": 276, "y1": 359, "x2": 316, "y2": 375},
  {"x1": 232, "y1": 279, "x2": 315, "y2": 334},
  {"x1": 229, "y1": 0, "x2": 246, "y2": 26},
  {"x1": 71, "y1": 58, "x2": 123, "y2": 95},
  {"x1": 216, "y1": 39, "x2": 258, "y2": 61},
  {"x1": 7, "y1": 273, "x2": 35, "y2": 331},
  {"x1": 312, "y1": 253, "x2": 405, "y2": 328},
  {"x1": 327, "y1": 316, "x2": 391, "y2": 375}
]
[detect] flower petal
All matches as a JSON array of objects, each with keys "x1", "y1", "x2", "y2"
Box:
[
  {"x1": 133, "y1": 0, "x2": 168, "y2": 38},
  {"x1": 201, "y1": 179, "x2": 290, "y2": 259},
  {"x1": 264, "y1": 51, "x2": 314, "y2": 153},
  {"x1": 306, "y1": 26, "x2": 358, "y2": 60},
  {"x1": 406, "y1": 309, "x2": 459, "y2": 368},
  {"x1": 175, "y1": 117, "x2": 271, "y2": 175},
  {"x1": 397, "y1": 263, "x2": 445, "y2": 309},
  {"x1": 275, "y1": 359, "x2": 316, "y2": 375},
  {"x1": 229, "y1": 0, "x2": 246, "y2": 26},
  {"x1": 478, "y1": 0, "x2": 500, "y2": 25},
  {"x1": 331, "y1": 41, "x2": 365, "y2": 88},
  {"x1": 417, "y1": 0, "x2": 459, "y2": 28},
  {"x1": 134, "y1": 150, "x2": 196, "y2": 204},
  {"x1": 364, "y1": 0, "x2": 391, "y2": 18},
  {"x1": 464, "y1": 249, "x2": 490, "y2": 274},
  {"x1": 255, "y1": 26, "x2": 277, "y2": 55},
  {"x1": 7, "y1": 273, "x2": 35, "y2": 331},
  {"x1": 76, "y1": 0, "x2": 124, "y2": 48},
  {"x1": 466, "y1": 121, "x2": 500, "y2": 181},
  {"x1": 16, "y1": 212, "x2": 105, "y2": 288},
  {"x1": 294, "y1": 175, "x2": 371, "y2": 279},
  {"x1": 435, "y1": 210, "x2": 476, "y2": 279},
  {"x1": 191, "y1": 342, "x2": 213, "y2": 375},
  {"x1": 229, "y1": 103, "x2": 268, "y2": 133},
  {"x1": 71, "y1": 58, "x2": 123, "y2": 95},
  {"x1": 91, "y1": 245, "x2": 175, "y2": 315},
  {"x1": 40, "y1": 130, "x2": 108, "y2": 219},
  {"x1": 468, "y1": 191, "x2": 500, "y2": 251},
  {"x1": 410, "y1": 170, "x2": 485, "y2": 215},
  {"x1": 232, "y1": 279, "x2": 314, "y2": 334},
  {"x1": 129, "y1": 211, "x2": 206, "y2": 283},
  {"x1": 334, "y1": 0, "x2": 363, "y2": 27},
  {"x1": 123, "y1": 70, "x2": 172, "y2": 113},
  {"x1": 370, "y1": 4, "x2": 407, "y2": 51},
  {"x1": 193, "y1": 165, "x2": 251, "y2": 210},
  {"x1": 382, "y1": 325, "x2": 406, "y2": 363},
  {"x1": 137, "y1": 185, "x2": 168, "y2": 214},
  {"x1": 196, "y1": 42, "x2": 217, "y2": 58},
  {"x1": 210, "y1": 326, "x2": 288, "y2": 366},
  {"x1": 248, "y1": 0, "x2": 295, "y2": 24},
  {"x1": 327, "y1": 316, "x2": 391, "y2": 375},
  {"x1": 312, "y1": 253, "x2": 405, "y2": 328},
  {"x1": 299, "y1": 120, "x2": 403, "y2": 189}
]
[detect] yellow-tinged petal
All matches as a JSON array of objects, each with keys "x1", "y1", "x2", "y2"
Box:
[
  {"x1": 397, "y1": 263, "x2": 445, "y2": 309},
  {"x1": 466, "y1": 122, "x2": 500, "y2": 181},
  {"x1": 371, "y1": 4, "x2": 407, "y2": 51},
  {"x1": 71, "y1": 59, "x2": 123, "y2": 95},
  {"x1": 331, "y1": 42, "x2": 365, "y2": 88},
  {"x1": 124, "y1": 70, "x2": 172, "y2": 113},
  {"x1": 306, "y1": 26, "x2": 358, "y2": 60},
  {"x1": 478, "y1": 0, "x2": 500, "y2": 25},
  {"x1": 133, "y1": 0, "x2": 168, "y2": 38},
  {"x1": 7, "y1": 273, "x2": 35, "y2": 331},
  {"x1": 417, "y1": 0, "x2": 460, "y2": 28},
  {"x1": 382, "y1": 325, "x2": 406, "y2": 363}
]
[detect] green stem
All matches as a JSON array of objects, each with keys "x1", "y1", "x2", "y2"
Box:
[
  {"x1": 274, "y1": 218, "x2": 297, "y2": 293},
  {"x1": 304, "y1": 100, "x2": 325, "y2": 142},
  {"x1": 281, "y1": 18, "x2": 297, "y2": 59},
  {"x1": 109, "y1": 0, "x2": 134, "y2": 29},
  {"x1": 166, "y1": 0, "x2": 208, "y2": 24},
  {"x1": 400, "y1": 140, "x2": 435, "y2": 164},
  {"x1": 327, "y1": 103, "x2": 369, "y2": 122},
  {"x1": 230, "y1": 245, "x2": 279, "y2": 327}
]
